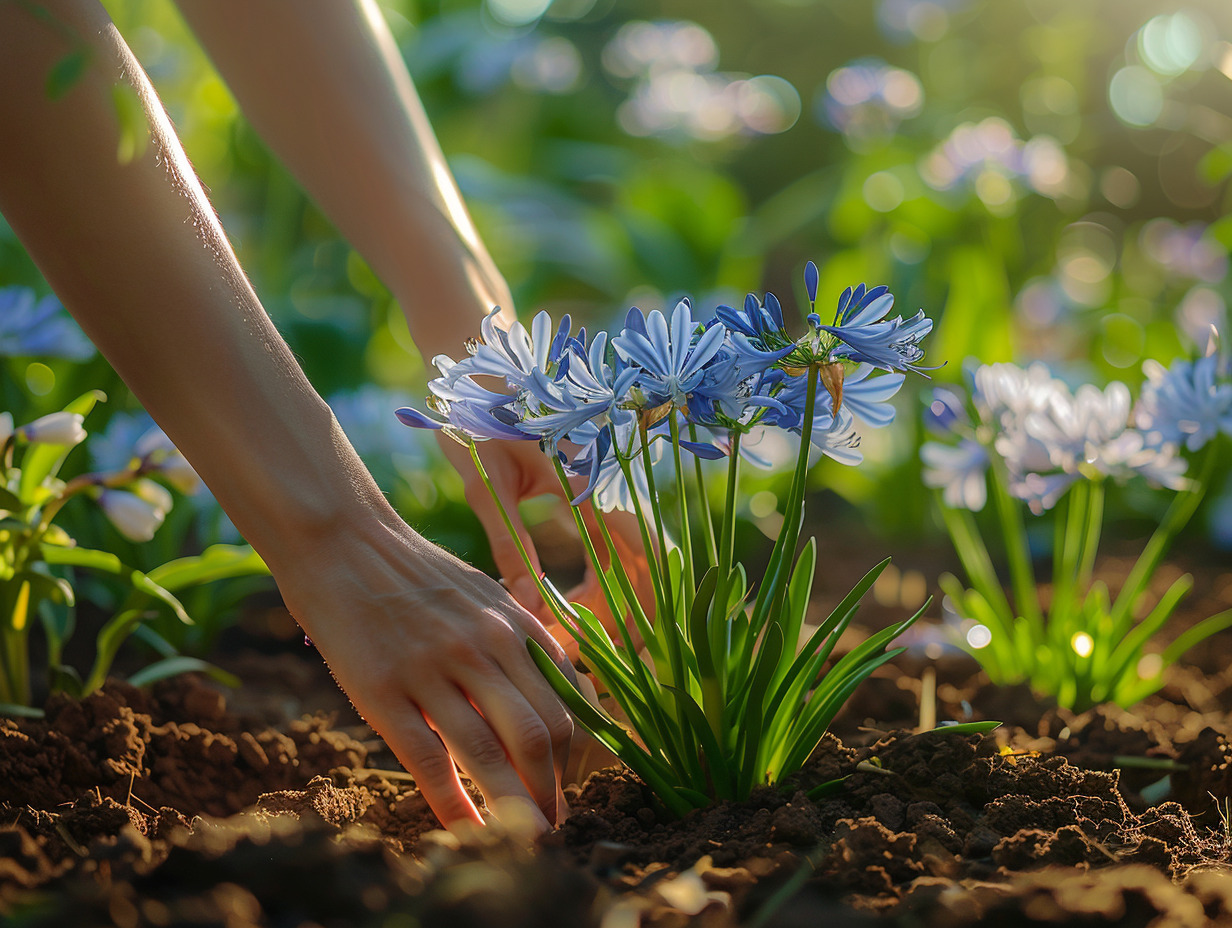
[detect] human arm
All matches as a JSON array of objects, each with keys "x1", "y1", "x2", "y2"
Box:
[
  {"x1": 0, "y1": 0, "x2": 572, "y2": 829},
  {"x1": 171, "y1": 0, "x2": 653, "y2": 621}
]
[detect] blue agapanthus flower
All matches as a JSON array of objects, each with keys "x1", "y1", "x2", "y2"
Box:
[
  {"x1": 397, "y1": 262, "x2": 934, "y2": 511},
  {"x1": 612, "y1": 300, "x2": 727, "y2": 411},
  {"x1": 820, "y1": 284, "x2": 937, "y2": 375},
  {"x1": 0, "y1": 287, "x2": 95, "y2": 361},
  {"x1": 1135, "y1": 353, "x2": 1232, "y2": 453}
]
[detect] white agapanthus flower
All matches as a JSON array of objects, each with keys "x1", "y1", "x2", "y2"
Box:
[
  {"x1": 17, "y1": 412, "x2": 86, "y2": 446},
  {"x1": 923, "y1": 360, "x2": 1194, "y2": 514},
  {"x1": 98, "y1": 488, "x2": 166, "y2": 542}
]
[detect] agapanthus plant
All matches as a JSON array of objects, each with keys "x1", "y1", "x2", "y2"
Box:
[
  {"x1": 922, "y1": 344, "x2": 1232, "y2": 711},
  {"x1": 398, "y1": 264, "x2": 980, "y2": 816},
  {"x1": 0, "y1": 391, "x2": 268, "y2": 713}
]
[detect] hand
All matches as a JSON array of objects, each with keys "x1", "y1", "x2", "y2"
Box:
[
  {"x1": 436, "y1": 436, "x2": 655, "y2": 661},
  {"x1": 275, "y1": 510, "x2": 575, "y2": 832}
]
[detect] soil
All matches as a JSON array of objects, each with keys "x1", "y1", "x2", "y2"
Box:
[{"x1": 2, "y1": 538, "x2": 1232, "y2": 927}]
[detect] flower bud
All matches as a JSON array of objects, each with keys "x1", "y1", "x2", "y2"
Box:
[
  {"x1": 132, "y1": 477, "x2": 173, "y2": 515},
  {"x1": 18, "y1": 412, "x2": 86, "y2": 446},
  {"x1": 0, "y1": 412, "x2": 13, "y2": 445},
  {"x1": 98, "y1": 488, "x2": 164, "y2": 542}
]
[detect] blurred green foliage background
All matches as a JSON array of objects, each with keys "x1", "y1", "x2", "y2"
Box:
[{"x1": 4, "y1": 0, "x2": 1232, "y2": 573}]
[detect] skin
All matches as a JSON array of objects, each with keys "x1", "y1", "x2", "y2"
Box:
[{"x1": 0, "y1": 0, "x2": 648, "y2": 830}]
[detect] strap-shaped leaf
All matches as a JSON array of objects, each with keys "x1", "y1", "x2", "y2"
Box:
[
  {"x1": 806, "y1": 775, "x2": 849, "y2": 800},
  {"x1": 527, "y1": 639, "x2": 693, "y2": 817},
  {"x1": 42, "y1": 544, "x2": 190, "y2": 625},
  {"x1": 1100, "y1": 573, "x2": 1192, "y2": 689},
  {"x1": 665, "y1": 684, "x2": 735, "y2": 800},
  {"x1": 736, "y1": 624, "x2": 784, "y2": 796},
  {"x1": 774, "y1": 647, "x2": 907, "y2": 778},
  {"x1": 146, "y1": 544, "x2": 268, "y2": 592},
  {"x1": 773, "y1": 538, "x2": 817, "y2": 684},
  {"x1": 128, "y1": 656, "x2": 241, "y2": 690},
  {"x1": 0, "y1": 486, "x2": 25, "y2": 513},
  {"x1": 688, "y1": 566, "x2": 720, "y2": 683}
]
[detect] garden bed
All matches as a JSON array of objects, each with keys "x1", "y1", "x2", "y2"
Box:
[{"x1": 2, "y1": 544, "x2": 1231, "y2": 928}]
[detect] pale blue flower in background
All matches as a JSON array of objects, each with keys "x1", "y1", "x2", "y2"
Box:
[
  {"x1": 0, "y1": 287, "x2": 95, "y2": 360},
  {"x1": 921, "y1": 439, "x2": 989, "y2": 510},
  {"x1": 1135, "y1": 354, "x2": 1232, "y2": 453}
]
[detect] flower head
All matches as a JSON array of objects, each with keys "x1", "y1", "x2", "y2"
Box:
[
  {"x1": 17, "y1": 412, "x2": 86, "y2": 447},
  {"x1": 98, "y1": 488, "x2": 166, "y2": 542},
  {"x1": 1135, "y1": 353, "x2": 1232, "y2": 453}
]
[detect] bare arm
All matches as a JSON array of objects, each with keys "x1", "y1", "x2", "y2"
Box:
[
  {"x1": 0, "y1": 0, "x2": 571, "y2": 830},
  {"x1": 172, "y1": 0, "x2": 655, "y2": 618},
  {"x1": 173, "y1": 0, "x2": 511, "y2": 363}
]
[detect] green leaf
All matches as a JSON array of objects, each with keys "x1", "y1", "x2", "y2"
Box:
[
  {"x1": 527, "y1": 639, "x2": 693, "y2": 817},
  {"x1": 0, "y1": 702, "x2": 45, "y2": 719},
  {"x1": 45, "y1": 48, "x2": 90, "y2": 100},
  {"x1": 15, "y1": 569, "x2": 74, "y2": 608},
  {"x1": 688, "y1": 566, "x2": 720, "y2": 683},
  {"x1": 915, "y1": 720, "x2": 1001, "y2": 737},
  {"x1": 146, "y1": 544, "x2": 268, "y2": 592},
  {"x1": 128, "y1": 656, "x2": 240, "y2": 690},
  {"x1": 806, "y1": 775, "x2": 849, "y2": 800},
  {"x1": 84, "y1": 608, "x2": 146, "y2": 693},
  {"x1": 0, "y1": 486, "x2": 25, "y2": 513},
  {"x1": 736, "y1": 624, "x2": 784, "y2": 796},
  {"x1": 18, "y1": 390, "x2": 105, "y2": 502},
  {"x1": 42, "y1": 544, "x2": 191, "y2": 625},
  {"x1": 665, "y1": 684, "x2": 735, "y2": 800}
]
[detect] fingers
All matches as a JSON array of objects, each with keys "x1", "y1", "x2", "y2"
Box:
[
  {"x1": 424, "y1": 679, "x2": 556, "y2": 831},
  {"x1": 374, "y1": 705, "x2": 485, "y2": 829},
  {"x1": 460, "y1": 657, "x2": 574, "y2": 820}
]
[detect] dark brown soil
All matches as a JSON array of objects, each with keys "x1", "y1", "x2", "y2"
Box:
[{"x1": 2, "y1": 538, "x2": 1231, "y2": 927}]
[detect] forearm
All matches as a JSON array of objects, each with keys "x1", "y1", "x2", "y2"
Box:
[
  {"x1": 173, "y1": 0, "x2": 513, "y2": 361},
  {"x1": 0, "y1": 0, "x2": 400, "y2": 575}
]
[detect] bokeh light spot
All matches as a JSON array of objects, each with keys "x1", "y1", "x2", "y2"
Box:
[
  {"x1": 966, "y1": 624, "x2": 992, "y2": 649},
  {"x1": 1071, "y1": 632, "x2": 1094, "y2": 658},
  {"x1": 1109, "y1": 66, "x2": 1163, "y2": 127},
  {"x1": 1139, "y1": 13, "x2": 1202, "y2": 77},
  {"x1": 863, "y1": 171, "x2": 905, "y2": 212},
  {"x1": 487, "y1": 0, "x2": 552, "y2": 27},
  {"x1": 25, "y1": 362, "x2": 55, "y2": 397}
]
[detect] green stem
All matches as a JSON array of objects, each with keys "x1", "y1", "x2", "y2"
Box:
[
  {"x1": 550, "y1": 458, "x2": 624, "y2": 631},
  {"x1": 989, "y1": 463, "x2": 1042, "y2": 630},
  {"x1": 638, "y1": 425, "x2": 672, "y2": 614},
  {"x1": 687, "y1": 424, "x2": 718, "y2": 566},
  {"x1": 1108, "y1": 444, "x2": 1216, "y2": 639},
  {"x1": 668, "y1": 414, "x2": 695, "y2": 616},
  {"x1": 1049, "y1": 481, "x2": 1088, "y2": 642},
  {"x1": 751, "y1": 366, "x2": 818, "y2": 630},
  {"x1": 614, "y1": 447, "x2": 665, "y2": 616},
  {"x1": 714, "y1": 430, "x2": 742, "y2": 681},
  {"x1": 467, "y1": 443, "x2": 570, "y2": 628},
  {"x1": 1077, "y1": 479, "x2": 1105, "y2": 592}
]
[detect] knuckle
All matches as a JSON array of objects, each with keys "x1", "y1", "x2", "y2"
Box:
[
  {"x1": 408, "y1": 743, "x2": 458, "y2": 787},
  {"x1": 546, "y1": 709, "x2": 573, "y2": 747},
  {"x1": 514, "y1": 718, "x2": 553, "y2": 761},
  {"x1": 467, "y1": 732, "x2": 509, "y2": 768}
]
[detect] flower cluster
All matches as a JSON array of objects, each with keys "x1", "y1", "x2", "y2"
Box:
[
  {"x1": 398, "y1": 264, "x2": 934, "y2": 511},
  {"x1": 3, "y1": 405, "x2": 199, "y2": 543},
  {"x1": 923, "y1": 345, "x2": 1232, "y2": 711},
  {"x1": 818, "y1": 58, "x2": 924, "y2": 141},
  {"x1": 920, "y1": 358, "x2": 1212, "y2": 514}
]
